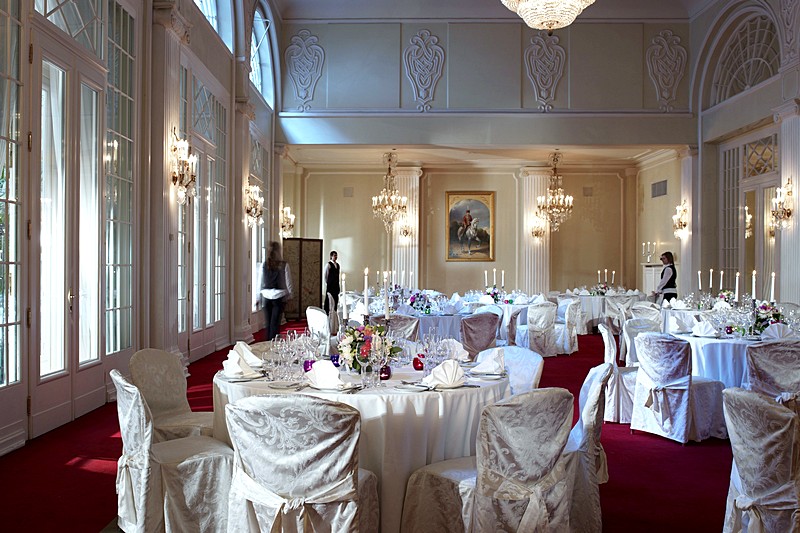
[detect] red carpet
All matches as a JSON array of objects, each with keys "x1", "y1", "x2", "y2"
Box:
[{"x1": 0, "y1": 329, "x2": 731, "y2": 532}]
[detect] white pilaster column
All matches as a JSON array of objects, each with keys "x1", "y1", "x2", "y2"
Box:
[
  {"x1": 678, "y1": 146, "x2": 697, "y2": 296},
  {"x1": 274, "y1": 144, "x2": 289, "y2": 241},
  {"x1": 775, "y1": 99, "x2": 800, "y2": 303},
  {"x1": 517, "y1": 168, "x2": 550, "y2": 295},
  {"x1": 392, "y1": 166, "x2": 423, "y2": 291},
  {"x1": 232, "y1": 97, "x2": 255, "y2": 343}
]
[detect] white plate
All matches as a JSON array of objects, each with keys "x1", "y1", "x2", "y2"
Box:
[
  {"x1": 219, "y1": 373, "x2": 263, "y2": 382},
  {"x1": 459, "y1": 361, "x2": 480, "y2": 368},
  {"x1": 470, "y1": 374, "x2": 505, "y2": 381},
  {"x1": 308, "y1": 383, "x2": 359, "y2": 392},
  {"x1": 394, "y1": 383, "x2": 429, "y2": 392},
  {"x1": 267, "y1": 381, "x2": 301, "y2": 390}
]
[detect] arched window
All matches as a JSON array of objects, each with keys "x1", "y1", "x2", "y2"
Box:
[
  {"x1": 193, "y1": 0, "x2": 233, "y2": 52},
  {"x1": 249, "y1": 7, "x2": 275, "y2": 108}
]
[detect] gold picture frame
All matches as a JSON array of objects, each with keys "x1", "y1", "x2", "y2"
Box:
[{"x1": 445, "y1": 191, "x2": 495, "y2": 262}]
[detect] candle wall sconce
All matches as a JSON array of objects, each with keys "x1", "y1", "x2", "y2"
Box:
[
  {"x1": 170, "y1": 127, "x2": 198, "y2": 205},
  {"x1": 771, "y1": 177, "x2": 793, "y2": 230},
  {"x1": 672, "y1": 200, "x2": 689, "y2": 239},
  {"x1": 244, "y1": 184, "x2": 265, "y2": 227}
]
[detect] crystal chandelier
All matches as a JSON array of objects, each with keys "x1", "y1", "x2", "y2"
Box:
[
  {"x1": 536, "y1": 152, "x2": 573, "y2": 232},
  {"x1": 372, "y1": 152, "x2": 408, "y2": 234},
  {"x1": 501, "y1": 0, "x2": 596, "y2": 34}
]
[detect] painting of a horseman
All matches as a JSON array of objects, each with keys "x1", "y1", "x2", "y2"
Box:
[{"x1": 446, "y1": 191, "x2": 495, "y2": 261}]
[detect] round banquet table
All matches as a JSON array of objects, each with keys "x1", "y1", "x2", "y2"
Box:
[
  {"x1": 213, "y1": 366, "x2": 511, "y2": 533},
  {"x1": 673, "y1": 333, "x2": 760, "y2": 388}
]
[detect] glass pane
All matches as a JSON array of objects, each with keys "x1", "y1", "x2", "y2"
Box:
[
  {"x1": 205, "y1": 157, "x2": 214, "y2": 326},
  {"x1": 40, "y1": 60, "x2": 66, "y2": 376},
  {"x1": 192, "y1": 156, "x2": 202, "y2": 331},
  {"x1": 763, "y1": 186, "x2": 776, "y2": 300},
  {"x1": 743, "y1": 190, "x2": 756, "y2": 296},
  {"x1": 79, "y1": 83, "x2": 99, "y2": 364},
  {"x1": 35, "y1": 0, "x2": 103, "y2": 59}
]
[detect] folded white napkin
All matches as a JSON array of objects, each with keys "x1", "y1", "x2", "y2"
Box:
[
  {"x1": 352, "y1": 301, "x2": 368, "y2": 318},
  {"x1": 606, "y1": 289, "x2": 617, "y2": 296},
  {"x1": 761, "y1": 323, "x2": 798, "y2": 341},
  {"x1": 566, "y1": 289, "x2": 572, "y2": 295},
  {"x1": 472, "y1": 347, "x2": 505, "y2": 374},
  {"x1": 626, "y1": 289, "x2": 634, "y2": 295},
  {"x1": 692, "y1": 320, "x2": 719, "y2": 338},
  {"x1": 713, "y1": 300, "x2": 732, "y2": 311},
  {"x1": 662, "y1": 299, "x2": 672, "y2": 308},
  {"x1": 671, "y1": 299, "x2": 688, "y2": 310},
  {"x1": 450, "y1": 292, "x2": 461, "y2": 302},
  {"x1": 442, "y1": 304, "x2": 457, "y2": 314},
  {"x1": 396, "y1": 303, "x2": 414, "y2": 315},
  {"x1": 233, "y1": 341, "x2": 262, "y2": 368},
  {"x1": 222, "y1": 352, "x2": 261, "y2": 379},
  {"x1": 439, "y1": 338, "x2": 470, "y2": 362},
  {"x1": 669, "y1": 315, "x2": 693, "y2": 334},
  {"x1": 579, "y1": 289, "x2": 591, "y2": 296},
  {"x1": 422, "y1": 359, "x2": 466, "y2": 388},
  {"x1": 305, "y1": 360, "x2": 345, "y2": 389},
  {"x1": 515, "y1": 296, "x2": 528, "y2": 305},
  {"x1": 478, "y1": 294, "x2": 495, "y2": 305},
  {"x1": 531, "y1": 293, "x2": 547, "y2": 304}
]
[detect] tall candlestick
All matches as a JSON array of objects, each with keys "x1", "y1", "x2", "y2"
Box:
[
  {"x1": 342, "y1": 274, "x2": 348, "y2": 320},
  {"x1": 401, "y1": 270, "x2": 405, "y2": 288},
  {"x1": 752, "y1": 270, "x2": 756, "y2": 298},
  {"x1": 604, "y1": 269, "x2": 608, "y2": 283},
  {"x1": 719, "y1": 270, "x2": 724, "y2": 292},
  {"x1": 612, "y1": 271, "x2": 615, "y2": 285},
  {"x1": 392, "y1": 270, "x2": 396, "y2": 286},
  {"x1": 501, "y1": 270, "x2": 505, "y2": 288},
  {"x1": 698, "y1": 270, "x2": 702, "y2": 291},
  {"x1": 484, "y1": 270, "x2": 488, "y2": 287},
  {"x1": 770, "y1": 272, "x2": 776, "y2": 302},
  {"x1": 383, "y1": 272, "x2": 390, "y2": 320},
  {"x1": 735, "y1": 272, "x2": 740, "y2": 302},
  {"x1": 376, "y1": 269, "x2": 379, "y2": 285},
  {"x1": 709, "y1": 269, "x2": 713, "y2": 291},
  {"x1": 410, "y1": 271, "x2": 414, "y2": 290},
  {"x1": 597, "y1": 270, "x2": 601, "y2": 284},
  {"x1": 363, "y1": 268, "x2": 369, "y2": 312},
  {"x1": 493, "y1": 268, "x2": 497, "y2": 286}
]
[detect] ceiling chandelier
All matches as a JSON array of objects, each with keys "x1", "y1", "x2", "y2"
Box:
[
  {"x1": 500, "y1": 0, "x2": 596, "y2": 34},
  {"x1": 536, "y1": 151, "x2": 573, "y2": 232},
  {"x1": 372, "y1": 152, "x2": 408, "y2": 234}
]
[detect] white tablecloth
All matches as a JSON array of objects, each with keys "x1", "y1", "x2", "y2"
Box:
[
  {"x1": 577, "y1": 295, "x2": 606, "y2": 329},
  {"x1": 213, "y1": 367, "x2": 510, "y2": 533},
  {"x1": 674, "y1": 334, "x2": 759, "y2": 388}
]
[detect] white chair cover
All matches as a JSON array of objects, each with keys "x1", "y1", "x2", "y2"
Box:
[
  {"x1": 476, "y1": 346, "x2": 544, "y2": 395},
  {"x1": 474, "y1": 304, "x2": 503, "y2": 317},
  {"x1": 722, "y1": 388, "x2": 800, "y2": 533},
  {"x1": 598, "y1": 324, "x2": 637, "y2": 424},
  {"x1": 371, "y1": 314, "x2": 421, "y2": 341},
  {"x1": 401, "y1": 388, "x2": 574, "y2": 533},
  {"x1": 224, "y1": 394, "x2": 379, "y2": 533},
  {"x1": 604, "y1": 295, "x2": 634, "y2": 335},
  {"x1": 110, "y1": 370, "x2": 233, "y2": 533},
  {"x1": 564, "y1": 363, "x2": 614, "y2": 533},
  {"x1": 630, "y1": 333, "x2": 727, "y2": 443},
  {"x1": 516, "y1": 302, "x2": 558, "y2": 357},
  {"x1": 506, "y1": 307, "x2": 527, "y2": 347},
  {"x1": 745, "y1": 340, "x2": 800, "y2": 408},
  {"x1": 306, "y1": 306, "x2": 331, "y2": 354},
  {"x1": 630, "y1": 302, "x2": 662, "y2": 326},
  {"x1": 554, "y1": 299, "x2": 581, "y2": 355},
  {"x1": 621, "y1": 318, "x2": 661, "y2": 365},
  {"x1": 460, "y1": 312, "x2": 502, "y2": 360},
  {"x1": 129, "y1": 348, "x2": 213, "y2": 442}
]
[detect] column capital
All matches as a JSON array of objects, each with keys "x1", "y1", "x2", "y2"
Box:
[
  {"x1": 773, "y1": 99, "x2": 800, "y2": 123},
  {"x1": 153, "y1": 1, "x2": 191, "y2": 44},
  {"x1": 676, "y1": 145, "x2": 697, "y2": 159},
  {"x1": 518, "y1": 166, "x2": 550, "y2": 179},
  {"x1": 274, "y1": 143, "x2": 289, "y2": 158},
  {"x1": 394, "y1": 166, "x2": 423, "y2": 179}
]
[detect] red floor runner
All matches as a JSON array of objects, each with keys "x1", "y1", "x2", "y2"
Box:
[{"x1": 0, "y1": 329, "x2": 732, "y2": 532}]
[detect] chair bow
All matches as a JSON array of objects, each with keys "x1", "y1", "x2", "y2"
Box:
[
  {"x1": 734, "y1": 477, "x2": 800, "y2": 533},
  {"x1": 231, "y1": 461, "x2": 358, "y2": 533},
  {"x1": 642, "y1": 375, "x2": 691, "y2": 430},
  {"x1": 775, "y1": 391, "x2": 800, "y2": 405},
  {"x1": 484, "y1": 461, "x2": 566, "y2": 532},
  {"x1": 116, "y1": 452, "x2": 150, "y2": 525}
]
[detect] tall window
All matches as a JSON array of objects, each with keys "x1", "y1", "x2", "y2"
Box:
[
  {"x1": 105, "y1": 0, "x2": 136, "y2": 355},
  {"x1": 192, "y1": 0, "x2": 233, "y2": 52},
  {"x1": 0, "y1": 0, "x2": 22, "y2": 386},
  {"x1": 177, "y1": 67, "x2": 189, "y2": 335},
  {"x1": 34, "y1": 0, "x2": 104, "y2": 59},
  {"x1": 249, "y1": 7, "x2": 274, "y2": 107}
]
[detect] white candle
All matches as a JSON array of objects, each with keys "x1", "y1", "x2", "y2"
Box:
[
  {"x1": 493, "y1": 268, "x2": 497, "y2": 286},
  {"x1": 647, "y1": 241, "x2": 651, "y2": 253},
  {"x1": 709, "y1": 269, "x2": 713, "y2": 290},
  {"x1": 735, "y1": 272, "x2": 740, "y2": 302},
  {"x1": 410, "y1": 271, "x2": 414, "y2": 290},
  {"x1": 392, "y1": 270, "x2": 396, "y2": 286},
  {"x1": 384, "y1": 271, "x2": 390, "y2": 320},
  {"x1": 611, "y1": 271, "x2": 615, "y2": 285},
  {"x1": 376, "y1": 269, "x2": 380, "y2": 285},
  {"x1": 597, "y1": 270, "x2": 601, "y2": 283},
  {"x1": 770, "y1": 272, "x2": 776, "y2": 302},
  {"x1": 719, "y1": 270, "x2": 724, "y2": 292},
  {"x1": 342, "y1": 274, "x2": 348, "y2": 320},
  {"x1": 752, "y1": 270, "x2": 756, "y2": 298},
  {"x1": 642, "y1": 242, "x2": 645, "y2": 255},
  {"x1": 604, "y1": 269, "x2": 608, "y2": 283},
  {"x1": 501, "y1": 270, "x2": 505, "y2": 288},
  {"x1": 401, "y1": 270, "x2": 405, "y2": 288},
  {"x1": 698, "y1": 270, "x2": 702, "y2": 291},
  {"x1": 363, "y1": 268, "x2": 369, "y2": 312},
  {"x1": 484, "y1": 270, "x2": 488, "y2": 287}
]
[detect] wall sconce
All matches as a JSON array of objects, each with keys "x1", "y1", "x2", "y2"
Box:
[
  {"x1": 244, "y1": 184, "x2": 265, "y2": 227},
  {"x1": 170, "y1": 127, "x2": 197, "y2": 205},
  {"x1": 399, "y1": 223, "x2": 413, "y2": 243},
  {"x1": 744, "y1": 206, "x2": 753, "y2": 239},
  {"x1": 531, "y1": 214, "x2": 547, "y2": 239},
  {"x1": 280, "y1": 206, "x2": 295, "y2": 238},
  {"x1": 672, "y1": 199, "x2": 689, "y2": 239},
  {"x1": 771, "y1": 177, "x2": 793, "y2": 230}
]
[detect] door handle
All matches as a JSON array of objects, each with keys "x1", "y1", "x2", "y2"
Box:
[{"x1": 67, "y1": 288, "x2": 75, "y2": 313}]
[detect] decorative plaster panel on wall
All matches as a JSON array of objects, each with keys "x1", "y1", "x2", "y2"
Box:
[
  {"x1": 646, "y1": 30, "x2": 687, "y2": 112},
  {"x1": 781, "y1": 0, "x2": 799, "y2": 64},
  {"x1": 284, "y1": 29, "x2": 325, "y2": 111},
  {"x1": 524, "y1": 32, "x2": 566, "y2": 112},
  {"x1": 403, "y1": 29, "x2": 445, "y2": 112}
]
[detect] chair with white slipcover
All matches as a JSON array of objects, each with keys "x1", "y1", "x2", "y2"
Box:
[
  {"x1": 475, "y1": 346, "x2": 544, "y2": 395},
  {"x1": 598, "y1": 324, "x2": 637, "y2": 423},
  {"x1": 620, "y1": 318, "x2": 661, "y2": 365},
  {"x1": 401, "y1": 388, "x2": 575, "y2": 532},
  {"x1": 630, "y1": 301, "x2": 662, "y2": 326},
  {"x1": 745, "y1": 340, "x2": 800, "y2": 411},
  {"x1": 516, "y1": 301, "x2": 558, "y2": 357},
  {"x1": 604, "y1": 295, "x2": 634, "y2": 335},
  {"x1": 129, "y1": 348, "x2": 213, "y2": 442},
  {"x1": 722, "y1": 388, "x2": 800, "y2": 533},
  {"x1": 564, "y1": 363, "x2": 613, "y2": 533},
  {"x1": 110, "y1": 369, "x2": 233, "y2": 533},
  {"x1": 306, "y1": 305, "x2": 332, "y2": 354},
  {"x1": 555, "y1": 299, "x2": 581, "y2": 354},
  {"x1": 224, "y1": 394, "x2": 379, "y2": 533},
  {"x1": 506, "y1": 307, "x2": 527, "y2": 346},
  {"x1": 459, "y1": 312, "x2": 502, "y2": 361},
  {"x1": 370, "y1": 314, "x2": 421, "y2": 341},
  {"x1": 630, "y1": 333, "x2": 727, "y2": 443}
]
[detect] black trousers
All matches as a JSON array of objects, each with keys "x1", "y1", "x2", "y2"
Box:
[
  {"x1": 263, "y1": 298, "x2": 285, "y2": 340},
  {"x1": 324, "y1": 288, "x2": 339, "y2": 315}
]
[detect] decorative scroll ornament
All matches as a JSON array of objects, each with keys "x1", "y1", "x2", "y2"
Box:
[
  {"x1": 403, "y1": 30, "x2": 445, "y2": 112},
  {"x1": 284, "y1": 29, "x2": 325, "y2": 112},
  {"x1": 646, "y1": 30, "x2": 687, "y2": 112},
  {"x1": 781, "y1": 0, "x2": 799, "y2": 63},
  {"x1": 524, "y1": 32, "x2": 566, "y2": 112}
]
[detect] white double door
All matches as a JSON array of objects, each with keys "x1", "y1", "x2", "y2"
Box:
[{"x1": 28, "y1": 29, "x2": 107, "y2": 437}]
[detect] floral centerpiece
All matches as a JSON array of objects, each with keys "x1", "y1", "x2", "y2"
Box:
[
  {"x1": 485, "y1": 285, "x2": 501, "y2": 303},
  {"x1": 754, "y1": 300, "x2": 784, "y2": 334},
  {"x1": 408, "y1": 291, "x2": 431, "y2": 314},
  {"x1": 717, "y1": 290, "x2": 735, "y2": 304},
  {"x1": 590, "y1": 283, "x2": 608, "y2": 296},
  {"x1": 337, "y1": 324, "x2": 401, "y2": 372}
]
